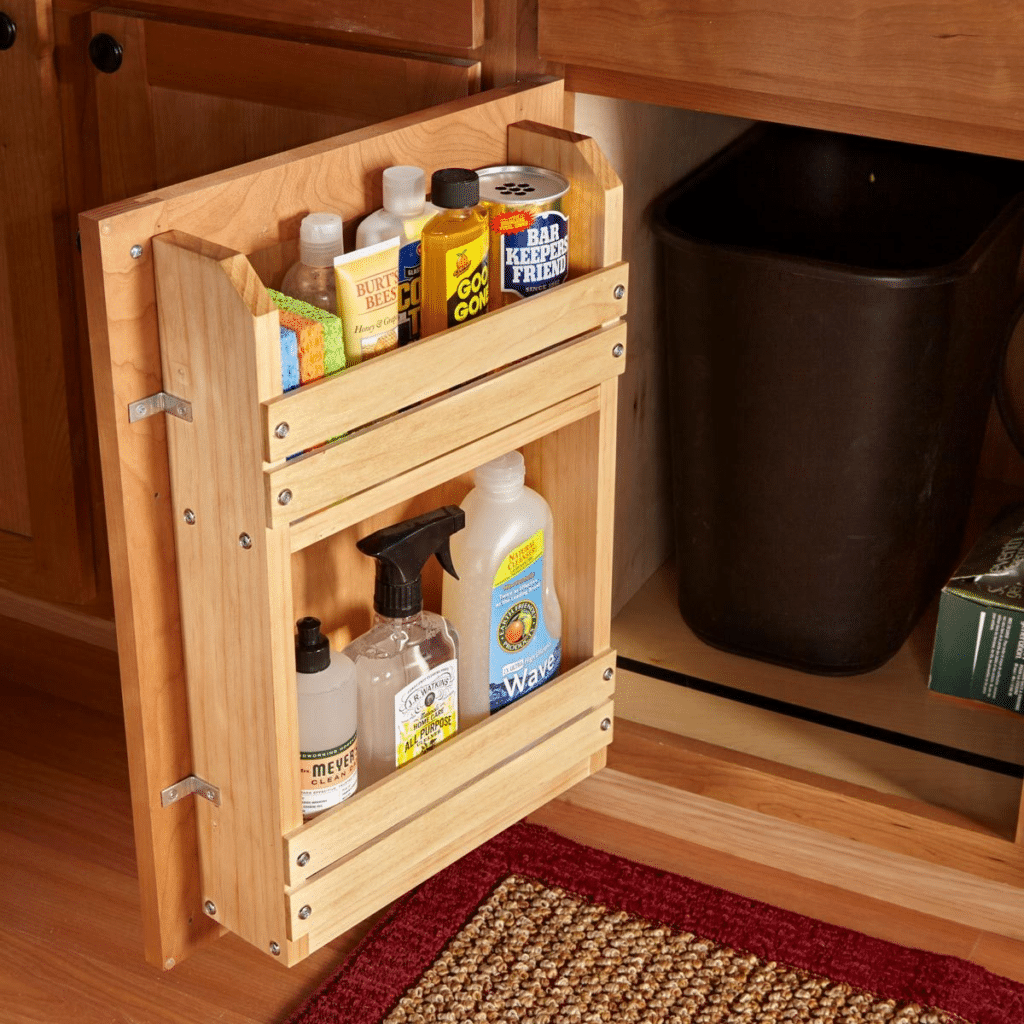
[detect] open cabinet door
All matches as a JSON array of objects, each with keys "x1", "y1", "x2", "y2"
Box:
[{"x1": 78, "y1": 80, "x2": 623, "y2": 971}]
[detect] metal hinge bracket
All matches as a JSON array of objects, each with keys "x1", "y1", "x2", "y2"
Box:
[
  {"x1": 129, "y1": 392, "x2": 192, "y2": 423},
  {"x1": 161, "y1": 775, "x2": 221, "y2": 807}
]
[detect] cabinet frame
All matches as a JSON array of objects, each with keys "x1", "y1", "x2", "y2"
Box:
[{"x1": 80, "y1": 79, "x2": 626, "y2": 969}]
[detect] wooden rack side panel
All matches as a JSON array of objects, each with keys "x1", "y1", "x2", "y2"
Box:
[
  {"x1": 80, "y1": 79, "x2": 568, "y2": 970},
  {"x1": 153, "y1": 234, "x2": 303, "y2": 960}
]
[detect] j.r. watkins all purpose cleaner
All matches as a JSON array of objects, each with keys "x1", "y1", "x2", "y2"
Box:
[
  {"x1": 442, "y1": 451, "x2": 563, "y2": 727},
  {"x1": 344, "y1": 507, "x2": 465, "y2": 787}
]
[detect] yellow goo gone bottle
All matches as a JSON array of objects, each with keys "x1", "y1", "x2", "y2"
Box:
[{"x1": 420, "y1": 168, "x2": 489, "y2": 337}]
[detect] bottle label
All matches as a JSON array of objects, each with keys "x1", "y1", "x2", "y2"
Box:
[
  {"x1": 300, "y1": 733, "x2": 357, "y2": 816},
  {"x1": 496, "y1": 210, "x2": 569, "y2": 299},
  {"x1": 488, "y1": 529, "x2": 562, "y2": 714},
  {"x1": 444, "y1": 232, "x2": 489, "y2": 328},
  {"x1": 394, "y1": 660, "x2": 459, "y2": 767},
  {"x1": 397, "y1": 238, "x2": 423, "y2": 345}
]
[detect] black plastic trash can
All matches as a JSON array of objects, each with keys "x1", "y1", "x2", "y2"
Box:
[{"x1": 653, "y1": 123, "x2": 1024, "y2": 675}]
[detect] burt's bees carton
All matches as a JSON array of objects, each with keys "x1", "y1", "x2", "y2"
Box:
[{"x1": 928, "y1": 504, "x2": 1024, "y2": 712}]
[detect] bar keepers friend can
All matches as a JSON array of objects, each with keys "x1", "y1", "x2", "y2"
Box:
[{"x1": 477, "y1": 166, "x2": 570, "y2": 309}]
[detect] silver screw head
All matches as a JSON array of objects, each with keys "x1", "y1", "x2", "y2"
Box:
[
  {"x1": 274, "y1": 422, "x2": 290, "y2": 439},
  {"x1": 298, "y1": 905, "x2": 312, "y2": 920},
  {"x1": 612, "y1": 343, "x2": 625, "y2": 358},
  {"x1": 614, "y1": 284, "x2": 625, "y2": 300},
  {"x1": 277, "y1": 489, "x2": 293, "y2": 506},
  {"x1": 269, "y1": 941, "x2": 281, "y2": 956},
  {"x1": 297, "y1": 852, "x2": 310, "y2": 867},
  {"x1": 135, "y1": 403, "x2": 147, "y2": 417},
  {"x1": 239, "y1": 533, "x2": 252, "y2": 549},
  {"x1": 601, "y1": 718, "x2": 612, "y2": 732},
  {"x1": 603, "y1": 667, "x2": 614, "y2": 681},
  {"x1": 204, "y1": 900, "x2": 217, "y2": 916},
  {"x1": 183, "y1": 509, "x2": 196, "y2": 525},
  {"x1": 130, "y1": 244, "x2": 144, "y2": 259}
]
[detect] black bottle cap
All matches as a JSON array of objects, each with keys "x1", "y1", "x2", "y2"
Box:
[
  {"x1": 357, "y1": 506, "x2": 466, "y2": 618},
  {"x1": 295, "y1": 616, "x2": 330, "y2": 673},
  {"x1": 431, "y1": 168, "x2": 480, "y2": 209}
]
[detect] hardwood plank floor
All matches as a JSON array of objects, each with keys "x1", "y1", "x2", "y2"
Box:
[{"x1": 2, "y1": 617, "x2": 1022, "y2": 1024}]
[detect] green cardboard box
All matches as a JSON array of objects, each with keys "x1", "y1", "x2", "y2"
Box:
[{"x1": 928, "y1": 503, "x2": 1024, "y2": 712}]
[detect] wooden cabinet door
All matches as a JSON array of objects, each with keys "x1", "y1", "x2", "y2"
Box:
[
  {"x1": 79, "y1": 10, "x2": 481, "y2": 203},
  {"x1": 0, "y1": 0, "x2": 96, "y2": 602}
]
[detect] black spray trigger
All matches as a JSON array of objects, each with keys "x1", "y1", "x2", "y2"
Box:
[{"x1": 435, "y1": 535, "x2": 459, "y2": 581}]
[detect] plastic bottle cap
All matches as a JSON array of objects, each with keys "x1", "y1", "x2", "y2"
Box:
[
  {"x1": 430, "y1": 168, "x2": 480, "y2": 209},
  {"x1": 474, "y1": 450, "x2": 526, "y2": 495},
  {"x1": 298, "y1": 212, "x2": 344, "y2": 267},
  {"x1": 383, "y1": 166, "x2": 427, "y2": 218},
  {"x1": 295, "y1": 616, "x2": 331, "y2": 673}
]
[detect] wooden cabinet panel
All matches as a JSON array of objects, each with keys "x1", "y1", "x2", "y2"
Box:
[
  {"x1": 112, "y1": 0, "x2": 484, "y2": 50},
  {"x1": 87, "y1": 12, "x2": 481, "y2": 201},
  {"x1": 539, "y1": 0, "x2": 1024, "y2": 159},
  {"x1": 0, "y1": 0, "x2": 96, "y2": 600},
  {"x1": 79, "y1": 81, "x2": 581, "y2": 969}
]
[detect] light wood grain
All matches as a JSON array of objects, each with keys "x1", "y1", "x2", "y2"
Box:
[
  {"x1": 560, "y1": 767, "x2": 1024, "y2": 941},
  {"x1": 80, "y1": 81, "x2": 570, "y2": 970},
  {"x1": 287, "y1": 702, "x2": 614, "y2": 955},
  {"x1": 609, "y1": 719, "x2": 1024, "y2": 886},
  {"x1": 153, "y1": 233, "x2": 300, "y2": 958},
  {"x1": 284, "y1": 652, "x2": 615, "y2": 886},
  {"x1": 508, "y1": 121, "x2": 623, "y2": 276},
  {"x1": 265, "y1": 322, "x2": 626, "y2": 526},
  {"x1": 540, "y1": 0, "x2": 1024, "y2": 160},
  {"x1": 262, "y1": 262, "x2": 628, "y2": 459},
  {"x1": 288, "y1": 388, "x2": 602, "y2": 552}
]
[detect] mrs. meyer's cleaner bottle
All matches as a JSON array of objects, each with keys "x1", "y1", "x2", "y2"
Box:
[
  {"x1": 442, "y1": 451, "x2": 562, "y2": 728},
  {"x1": 294, "y1": 617, "x2": 357, "y2": 818},
  {"x1": 343, "y1": 506, "x2": 465, "y2": 788},
  {"x1": 420, "y1": 168, "x2": 489, "y2": 337}
]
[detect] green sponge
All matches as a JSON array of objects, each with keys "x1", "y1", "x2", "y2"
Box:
[{"x1": 268, "y1": 290, "x2": 345, "y2": 377}]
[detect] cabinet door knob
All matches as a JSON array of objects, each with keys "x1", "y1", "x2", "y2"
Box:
[
  {"x1": 0, "y1": 13, "x2": 16, "y2": 50},
  {"x1": 88, "y1": 32, "x2": 123, "y2": 73}
]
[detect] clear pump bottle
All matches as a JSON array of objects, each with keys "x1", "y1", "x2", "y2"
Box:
[
  {"x1": 356, "y1": 167, "x2": 438, "y2": 344},
  {"x1": 343, "y1": 506, "x2": 465, "y2": 788},
  {"x1": 280, "y1": 212, "x2": 345, "y2": 313},
  {"x1": 442, "y1": 451, "x2": 563, "y2": 727},
  {"x1": 294, "y1": 616, "x2": 358, "y2": 818}
]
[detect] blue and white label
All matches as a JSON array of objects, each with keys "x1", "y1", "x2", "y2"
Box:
[
  {"x1": 488, "y1": 529, "x2": 561, "y2": 713},
  {"x1": 499, "y1": 210, "x2": 569, "y2": 300},
  {"x1": 397, "y1": 238, "x2": 423, "y2": 345}
]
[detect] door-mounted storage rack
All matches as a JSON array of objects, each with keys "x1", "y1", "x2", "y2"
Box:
[{"x1": 81, "y1": 79, "x2": 627, "y2": 969}]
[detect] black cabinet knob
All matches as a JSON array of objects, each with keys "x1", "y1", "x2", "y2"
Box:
[
  {"x1": 88, "y1": 32, "x2": 123, "y2": 73},
  {"x1": 0, "y1": 12, "x2": 16, "y2": 50}
]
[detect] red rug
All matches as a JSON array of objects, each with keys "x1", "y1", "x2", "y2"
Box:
[{"x1": 285, "y1": 821, "x2": 1024, "y2": 1024}]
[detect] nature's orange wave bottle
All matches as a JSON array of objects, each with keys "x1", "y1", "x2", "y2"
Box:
[{"x1": 420, "y1": 168, "x2": 489, "y2": 338}]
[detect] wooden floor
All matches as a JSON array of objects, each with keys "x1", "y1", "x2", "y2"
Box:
[{"x1": 2, "y1": 615, "x2": 1023, "y2": 1024}]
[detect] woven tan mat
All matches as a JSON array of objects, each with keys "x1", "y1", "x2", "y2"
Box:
[{"x1": 384, "y1": 875, "x2": 961, "y2": 1024}]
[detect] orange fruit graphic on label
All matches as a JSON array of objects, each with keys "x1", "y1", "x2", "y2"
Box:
[
  {"x1": 454, "y1": 250, "x2": 471, "y2": 276},
  {"x1": 504, "y1": 619, "x2": 524, "y2": 645}
]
